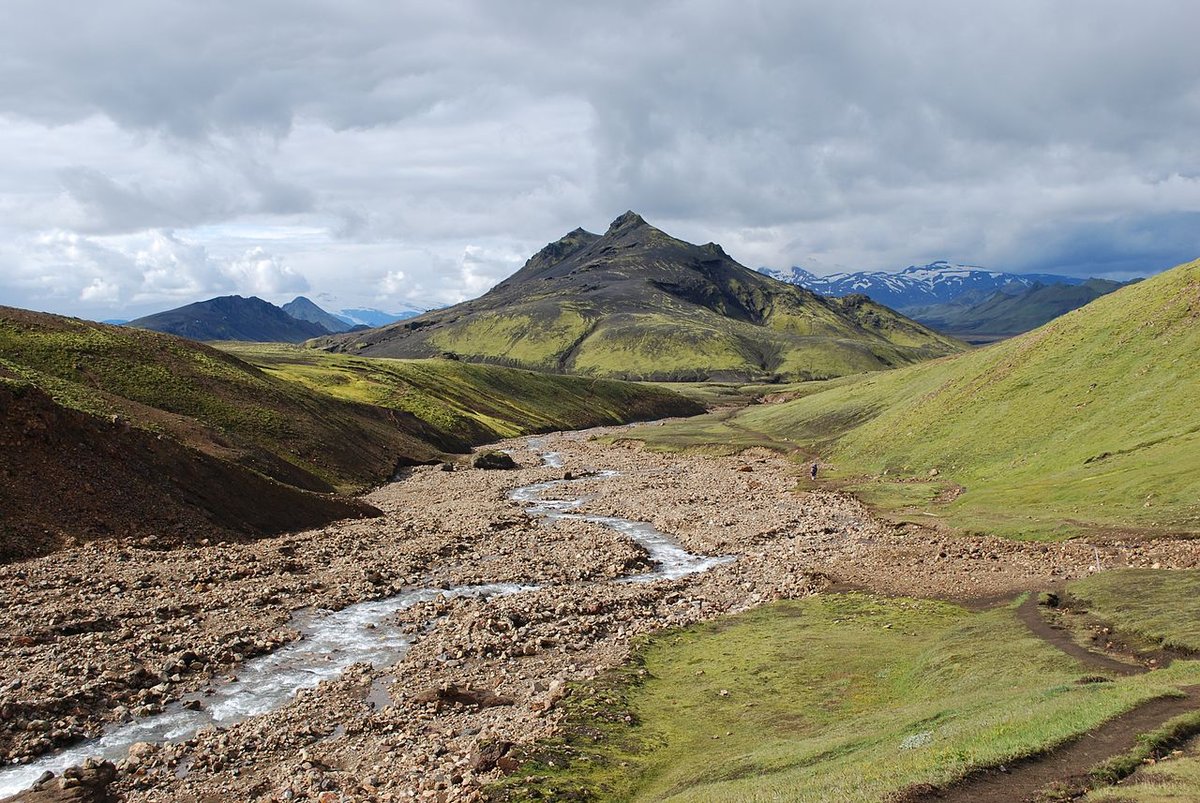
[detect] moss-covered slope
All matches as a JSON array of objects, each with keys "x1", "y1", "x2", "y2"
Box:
[{"x1": 628, "y1": 258, "x2": 1200, "y2": 539}]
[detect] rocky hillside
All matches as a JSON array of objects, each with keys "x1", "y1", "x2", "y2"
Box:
[{"x1": 316, "y1": 212, "x2": 964, "y2": 382}]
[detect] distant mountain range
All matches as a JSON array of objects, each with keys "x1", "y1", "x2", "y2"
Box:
[
  {"x1": 126, "y1": 296, "x2": 424, "y2": 342},
  {"x1": 903, "y1": 278, "x2": 1128, "y2": 341},
  {"x1": 314, "y1": 211, "x2": 964, "y2": 381},
  {"x1": 128, "y1": 295, "x2": 331, "y2": 342},
  {"x1": 759, "y1": 262, "x2": 1131, "y2": 340},
  {"x1": 337, "y1": 307, "x2": 423, "y2": 327},
  {"x1": 759, "y1": 262, "x2": 1088, "y2": 308}
]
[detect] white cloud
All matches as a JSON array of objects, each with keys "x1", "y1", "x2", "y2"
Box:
[
  {"x1": 79, "y1": 276, "x2": 120, "y2": 303},
  {"x1": 0, "y1": 229, "x2": 309, "y2": 318},
  {"x1": 224, "y1": 247, "x2": 309, "y2": 296},
  {"x1": 378, "y1": 269, "x2": 407, "y2": 297}
]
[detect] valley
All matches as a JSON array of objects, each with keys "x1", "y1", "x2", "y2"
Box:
[
  {"x1": 3, "y1": 257, "x2": 1200, "y2": 802},
  {"x1": 5, "y1": 4, "x2": 1199, "y2": 801},
  {"x1": 0, "y1": 307, "x2": 699, "y2": 561}
]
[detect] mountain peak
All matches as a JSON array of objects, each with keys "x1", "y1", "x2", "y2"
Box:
[
  {"x1": 318, "y1": 215, "x2": 963, "y2": 380},
  {"x1": 607, "y1": 210, "x2": 648, "y2": 233}
]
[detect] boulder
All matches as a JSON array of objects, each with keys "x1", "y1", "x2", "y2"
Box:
[
  {"x1": 412, "y1": 684, "x2": 513, "y2": 711},
  {"x1": 9, "y1": 758, "x2": 118, "y2": 802},
  {"x1": 473, "y1": 451, "x2": 517, "y2": 470},
  {"x1": 468, "y1": 739, "x2": 515, "y2": 773}
]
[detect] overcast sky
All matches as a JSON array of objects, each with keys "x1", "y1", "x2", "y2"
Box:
[{"x1": 2, "y1": 0, "x2": 1199, "y2": 320}]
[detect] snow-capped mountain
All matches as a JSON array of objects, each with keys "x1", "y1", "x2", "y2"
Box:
[
  {"x1": 334, "y1": 306, "x2": 424, "y2": 327},
  {"x1": 759, "y1": 262, "x2": 1085, "y2": 311}
]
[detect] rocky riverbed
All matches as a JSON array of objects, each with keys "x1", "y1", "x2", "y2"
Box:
[{"x1": 3, "y1": 425, "x2": 1200, "y2": 802}]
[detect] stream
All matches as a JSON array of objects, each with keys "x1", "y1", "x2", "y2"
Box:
[{"x1": 0, "y1": 445, "x2": 732, "y2": 797}]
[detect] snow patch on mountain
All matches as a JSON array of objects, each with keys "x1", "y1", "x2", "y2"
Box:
[{"x1": 759, "y1": 262, "x2": 1084, "y2": 310}]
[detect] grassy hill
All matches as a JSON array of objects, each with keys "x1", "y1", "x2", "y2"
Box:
[
  {"x1": 0, "y1": 307, "x2": 701, "y2": 561},
  {"x1": 624, "y1": 258, "x2": 1200, "y2": 540},
  {"x1": 316, "y1": 212, "x2": 964, "y2": 382},
  {"x1": 220, "y1": 342, "x2": 701, "y2": 444}
]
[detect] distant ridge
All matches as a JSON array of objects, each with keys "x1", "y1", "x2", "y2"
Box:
[
  {"x1": 315, "y1": 212, "x2": 964, "y2": 382},
  {"x1": 903, "y1": 278, "x2": 1128, "y2": 342},
  {"x1": 337, "y1": 307, "x2": 423, "y2": 327},
  {"x1": 128, "y1": 295, "x2": 330, "y2": 342}
]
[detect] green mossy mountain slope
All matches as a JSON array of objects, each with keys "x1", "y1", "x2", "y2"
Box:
[
  {"x1": 0, "y1": 307, "x2": 701, "y2": 560},
  {"x1": 628, "y1": 258, "x2": 1200, "y2": 539},
  {"x1": 316, "y1": 212, "x2": 964, "y2": 381}
]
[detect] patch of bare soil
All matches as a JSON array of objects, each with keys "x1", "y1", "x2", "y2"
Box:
[{"x1": 0, "y1": 385, "x2": 378, "y2": 563}]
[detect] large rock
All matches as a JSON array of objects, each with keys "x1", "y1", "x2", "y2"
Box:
[
  {"x1": 8, "y1": 758, "x2": 118, "y2": 802},
  {"x1": 412, "y1": 684, "x2": 514, "y2": 711},
  {"x1": 473, "y1": 451, "x2": 517, "y2": 470}
]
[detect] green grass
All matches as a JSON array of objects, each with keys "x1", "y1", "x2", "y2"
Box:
[
  {"x1": 636, "y1": 381, "x2": 755, "y2": 408},
  {"x1": 1069, "y1": 570, "x2": 1200, "y2": 653},
  {"x1": 490, "y1": 593, "x2": 1200, "y2": 802},
  {"x1": 426, "y1": 307, "x2": 593, "y2": 370},
  {"x1": 220, "y1": 343, "x2": 700, "y2": 442},
  {"x1": 0, "y1": 308, "x2": 701, "y2": 495},
  {"x1": 624, "y1": 258, "x2": 1200, "y2": 540}
]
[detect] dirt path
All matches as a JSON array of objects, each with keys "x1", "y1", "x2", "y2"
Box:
[
  {"x1": 1015, "y1": 593, "x2": 1145, "y2": 676},
  {"x1": 910, "y1": 688, "x2": 1200, "y2": 803}
]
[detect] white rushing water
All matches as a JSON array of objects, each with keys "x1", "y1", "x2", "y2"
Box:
[
  {"x1": 508, "y1": 468, "x2": 734, "y2": 582},
  {"x1": 0, "y1": 583, "x2": 530, "y2": 797},
  {"x1": 0, "y1": 444, "x2": 731, "y2": 797}
]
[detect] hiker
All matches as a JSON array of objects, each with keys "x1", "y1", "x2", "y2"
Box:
[{"x1": 810, "y1": 461, "x2": 819, "y2": 481}]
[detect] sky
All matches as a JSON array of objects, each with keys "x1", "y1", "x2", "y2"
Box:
[{"x1": 2, "y1": 0, "x2": 1199, "y2": 321}]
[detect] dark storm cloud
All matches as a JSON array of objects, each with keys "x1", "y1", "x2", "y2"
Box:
[{"x1": 1, "y1": 0, "x2": 1199, "y2": 318}]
